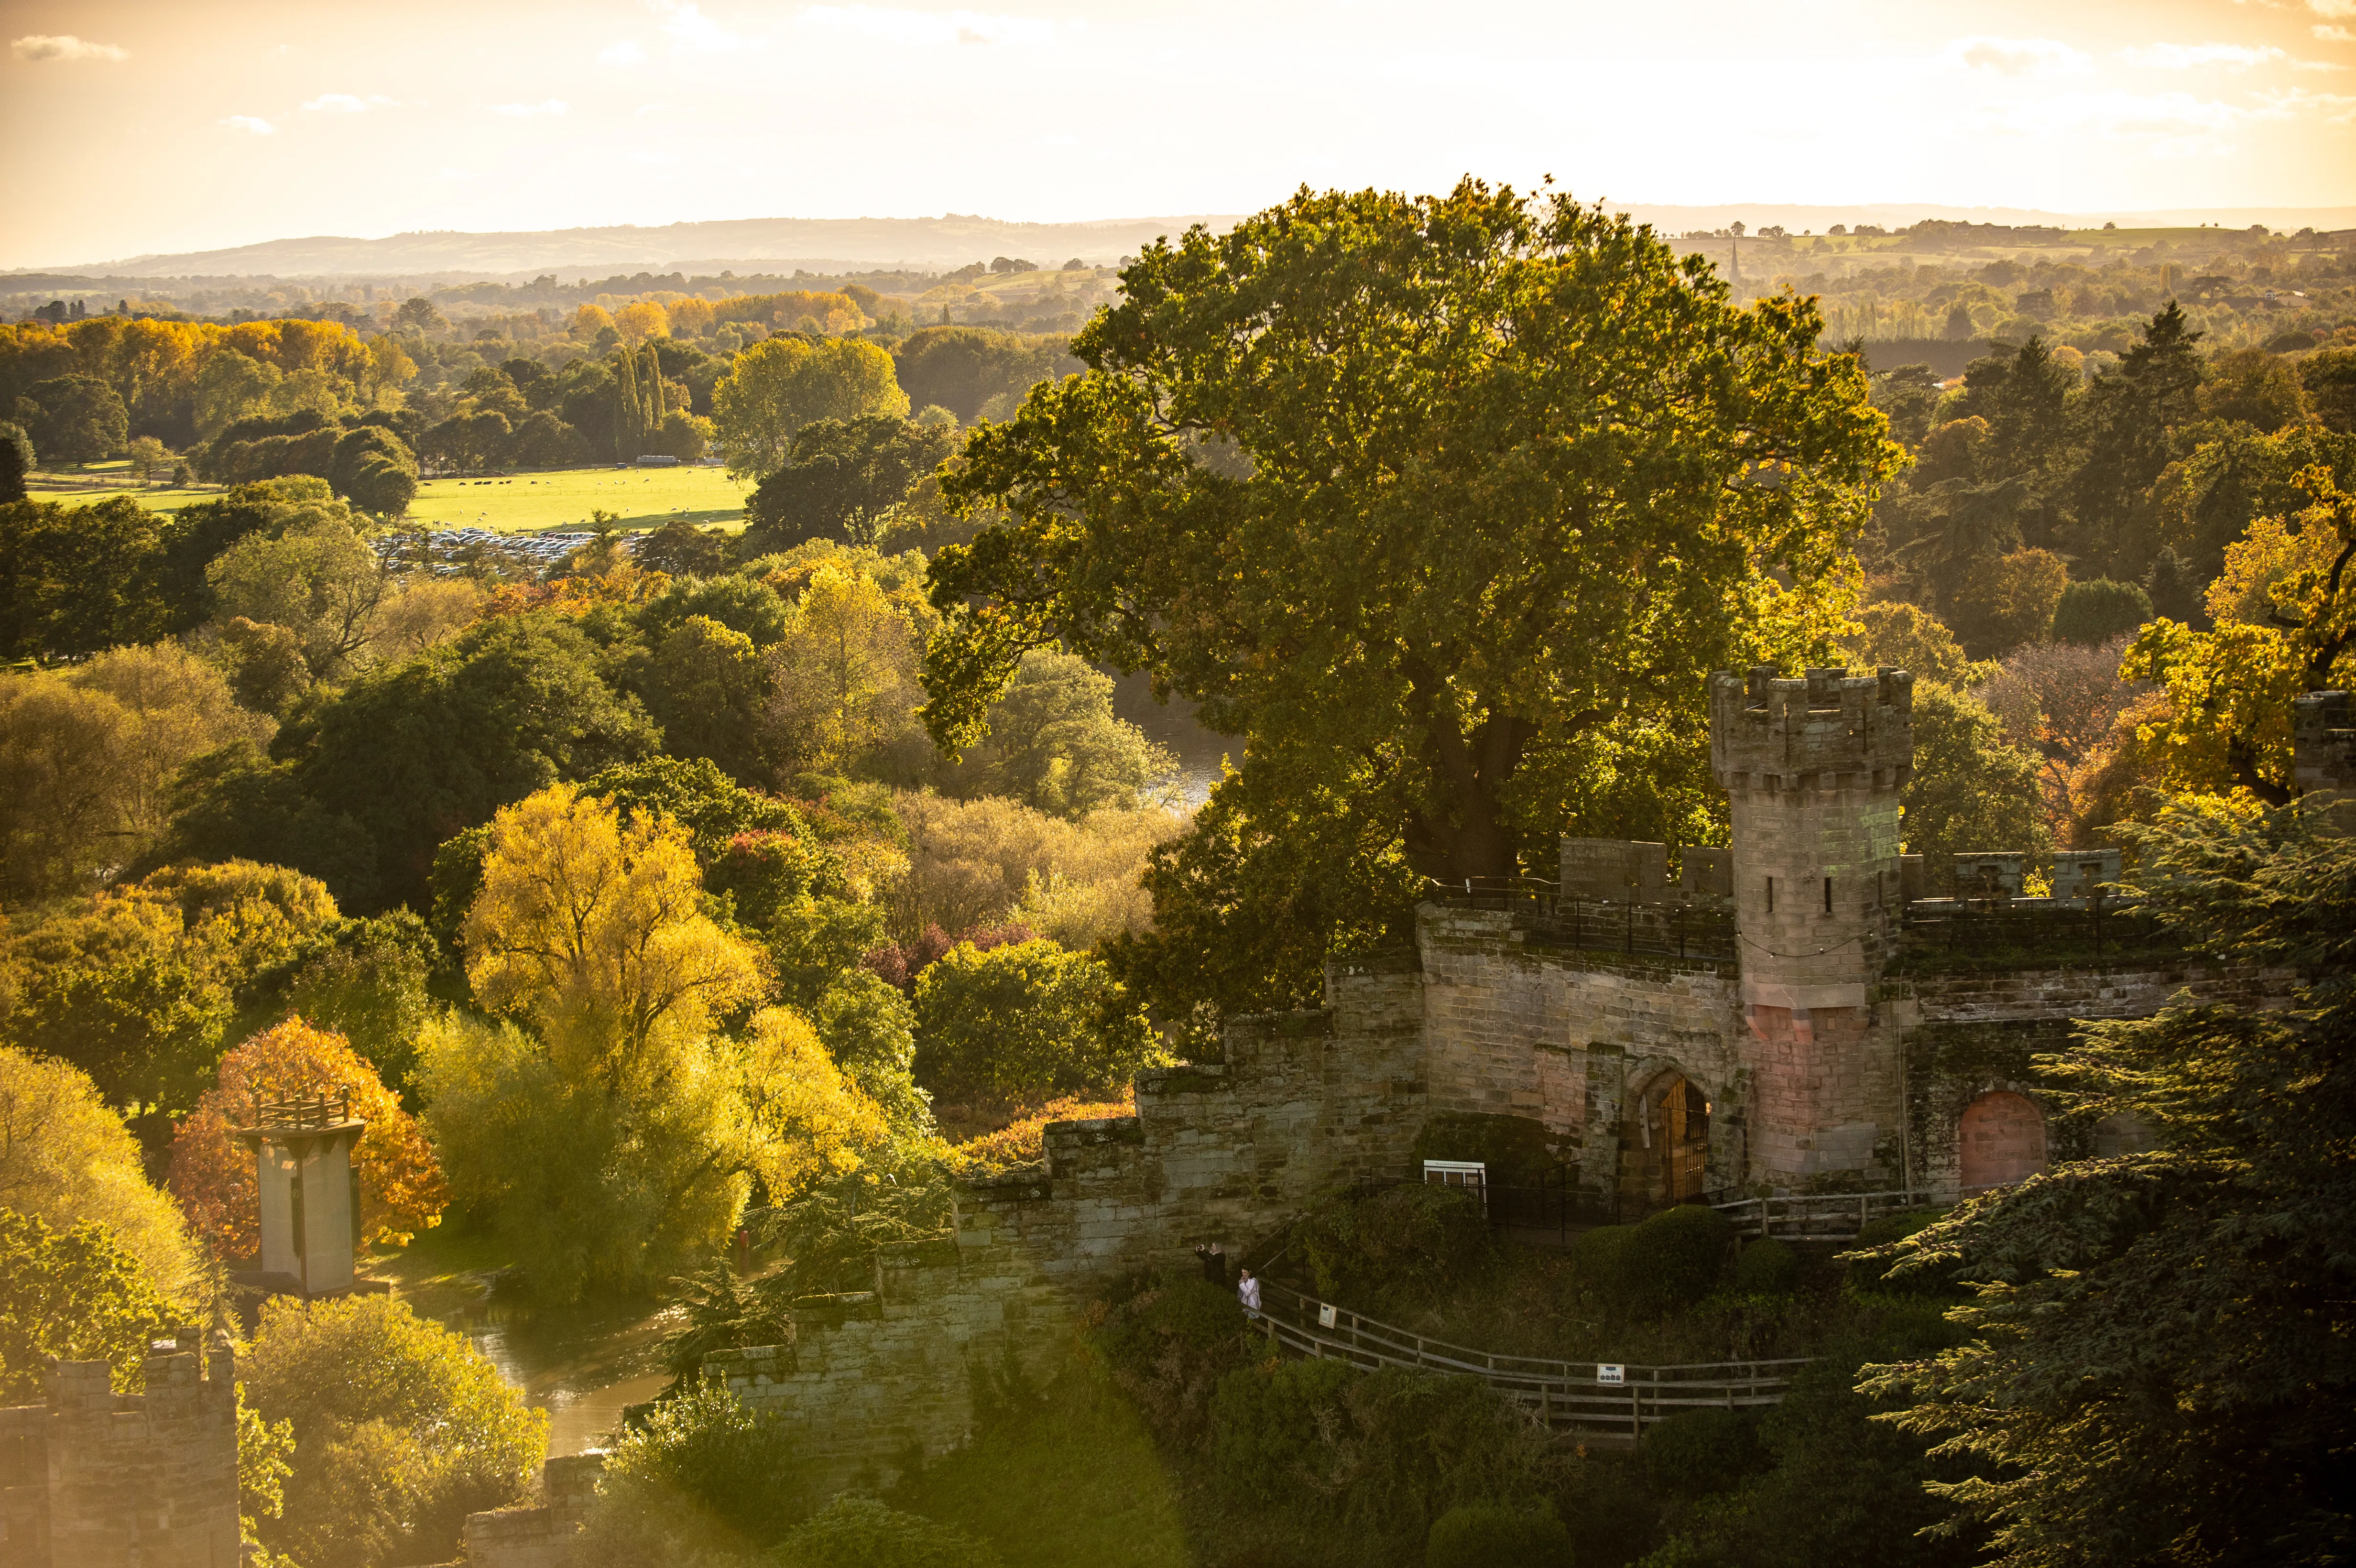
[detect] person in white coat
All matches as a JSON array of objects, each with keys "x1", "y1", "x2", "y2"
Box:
[{"x1": 1237, "y1": 1266, "x2": 1262, "y2": 1319}]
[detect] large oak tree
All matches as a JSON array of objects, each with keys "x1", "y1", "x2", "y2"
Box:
[{"x1": 922, "y1": 181, "x2": 1902, "y2": 886}]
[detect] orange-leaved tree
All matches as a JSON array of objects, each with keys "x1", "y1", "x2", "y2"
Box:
[{"x1": 168, "y1": 1017, "x2": 446, "y2": 1258}]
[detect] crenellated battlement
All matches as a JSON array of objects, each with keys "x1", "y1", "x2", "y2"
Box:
[
  {"x1": 0, "y1": 1336, "x2": 242, "y2": 1568},
  {"x1": 1709, "y1": 665, "x2": 1914, "y2": 788}
]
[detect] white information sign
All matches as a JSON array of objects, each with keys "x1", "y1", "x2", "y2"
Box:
[
  {"x1": 1318, "y1": 1304, "x2": 1339, "y2": 1328},
  {"x1": 1597, "y1": 1363, "x2": 1626, "y2": 1385}
]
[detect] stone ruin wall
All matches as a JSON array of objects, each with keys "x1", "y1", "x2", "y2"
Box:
[
  {"x1": 1412, "y1": 905, "x2": 1746, "y2": 1202},
  {"x1": 0, "y1": 1339, "x2": 240, "y2": 1568},
  {"x1": 1889, "y1": 960, "x2": 2291, "y2": 1196}
]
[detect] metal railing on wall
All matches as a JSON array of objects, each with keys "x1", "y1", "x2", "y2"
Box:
[
  {"x1": 1426, "y1": 877, "x2": 1738, "y2": 963},
  {"x1": 1896, "y1": 895, "x2": 2177, "y2": 963}
]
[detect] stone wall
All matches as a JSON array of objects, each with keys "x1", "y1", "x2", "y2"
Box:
[
  {"x1": 1414, "y1": 905, "x2": 1746, "y2": 1202},
  {"x1": 461, "y1": 1453, "x2": 606, "y2": 1568},
  {"x1": 0, "y1": 1337, "x2": 240, "y2": 1568},
  {"x1": 1890, "y1": 962, "x2": 2288, "y2": 1197},
  {"x1": 706, "y1": 1238, "x2": 1066, "y2": 1495}
]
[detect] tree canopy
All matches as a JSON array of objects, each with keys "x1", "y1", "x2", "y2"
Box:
[{"x1": 926, "y1": 182, "x2": 1902, "y2": 885}]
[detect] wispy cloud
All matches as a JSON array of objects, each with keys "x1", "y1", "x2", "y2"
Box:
[
  {"x1": 600, "y1": 39, "x2": 646, "y2": 64},
  {"x1": 220, "y1": 115, "x2": 278, "y2": 135},
  {"x1": 2258, "y1": 84, "x2": 2356, "y2": 118},
  {"x1": 654, "y1": 1, "x2": 747, "y2": 53},
  {"x1": 1945, "y1": 36, "x2": 2093, "y2": 76},
  {"x1": 2318, "y1": 23, "x2": 2356, "y2": 41},
  {"x1": 799, "y1": 5, "x2": 1053, "y2": 47},
  {"x1": 487, "y1": 98, "x2": 569, "y2": 116},
  {"x1": 2119, "y1": 42, "x2": 2285, "y2": 69},
  {"x1": 11, "y1": 33, "x2": 129, "y2": 62},
  {"x1": 2310, "y1": 0, "x2": 2356, "y2": 18},
  {"x1": 303, "y1": 92, "x2": 397, "y2": 111}
]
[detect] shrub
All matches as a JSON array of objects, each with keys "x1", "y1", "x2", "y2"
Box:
[
  {"x1": 774, "y1": 1496, "x2": 1003, "y2": 1568},
  {"x1": 1328, "y1": 1369, "x2": 1562, "y2": 1547},
  {"x1": 1641, "y1": 1407, "x2": 1766, "y2": 1497},
  {"x1": 1572, "y1": 1220, "x2": 1637, "y2": 1307},
  {"x1": 911, "y1": 937, "x2": 1164, "y2": 1101},
  {"x1": 2050, "y1": 577, "x2": 2152, "y2": 645},
  {"x1": 1578, "y1": 1206, "x2": 1731, "y2": 1316},
  {"x1": 1426, "y1": 1502, "x2": 1572, "y2": 1568},
  {"x1": 243, "y1": 1294, "x2": 545, "y2": 1568},
  {"x1": 1211, "y1": 1355, "x2": 1355, "y2": 1503},
  {"x1": 1640, "y1": 1205, "x2": 1733, "y2": 1307},
  {"x1": 1731, "y1": 1236, "x2": 1800, "y2": 1295},
  {"x1": 1410, "y1": 1112, "x2": 1560, "y2": 1188},
  {"x1": 1094, "y1": 1274, "x2": 1255, "y2": 1447},
  {"x1": 1298, "y1": 1182, "x2": 1493, "y2": 1301},
  {"x1": 579, "y1": 1381, "x2": 810, "y2": 1562}
]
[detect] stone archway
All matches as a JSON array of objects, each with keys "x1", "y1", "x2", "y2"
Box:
[
  {"x1": 1621, "y1": 1072, "x2": 1712, "y2": 1214},
  {"x1": 1959, "y1": 1090, "x2": 2046, "y2": 1192}
]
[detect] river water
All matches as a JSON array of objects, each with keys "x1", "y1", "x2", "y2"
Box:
[{"x1": 420, "y1": 1283, "x2": 680, "y2": 1457}]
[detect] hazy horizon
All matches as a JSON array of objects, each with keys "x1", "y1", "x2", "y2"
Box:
[{"x1": 4, "y1": 0, "x2": 2352, "y2": 273}]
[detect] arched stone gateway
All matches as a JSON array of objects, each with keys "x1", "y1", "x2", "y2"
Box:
[
  {"x1": 1622, "y1": 1072, "x2": 1712, "y2": 1212},
  {"x1": 1959, "y1": 1090, "x2": 2046, "y2": 1192}
]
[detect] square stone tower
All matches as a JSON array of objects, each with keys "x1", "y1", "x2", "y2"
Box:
[
  {"x1": 1709, "y1": 666, "x2": 1913, "y2": 1187},
  {"x1": 233, "y1": 1091, "x2": 367, "y2": 1296}
]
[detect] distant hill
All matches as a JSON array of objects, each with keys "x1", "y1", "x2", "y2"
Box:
[
  {"x1": 18, "y1": 204, "x2": 2354, "y2": 284},
  {"x1": 37, "y1": 215, "x2": 1243, "y2": 282}
]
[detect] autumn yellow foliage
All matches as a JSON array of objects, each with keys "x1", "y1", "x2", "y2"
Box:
[{"x1": 464, "y1": 783, "x2": 765, "y2": 1092}]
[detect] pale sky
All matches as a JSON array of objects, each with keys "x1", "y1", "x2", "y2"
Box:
[{"x1": 3, "y1": 0, "x2": 2352, "y2": 270}]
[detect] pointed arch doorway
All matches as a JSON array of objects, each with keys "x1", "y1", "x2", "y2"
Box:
[{"x1": 1621, "y1": 1072, "x2": 1711, "y2": 1215}]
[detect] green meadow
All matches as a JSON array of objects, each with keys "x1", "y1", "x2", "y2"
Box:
[
  {"x1": 404, "y1": 465, "x2": 754, "y2": 534},
  {"x1": 25, "y1": 462, "x2": 755, "y2": 535}
]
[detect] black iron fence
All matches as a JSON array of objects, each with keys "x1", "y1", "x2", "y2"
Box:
[
  {"x1": 1427, "y1": 878, "x2": 1737, "y2": 963},
  {"x1": 1897, "y1": 896, "x2": 2178, "y2": 964},
  {"x1": 1347, "y1": 1171, "x2": 1622, "y2": 1244}
]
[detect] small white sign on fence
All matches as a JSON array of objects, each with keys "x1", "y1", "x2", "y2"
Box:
[
  {"x1": 1596, "y1": 1363, "x2": 1625, "y2": 1385},
  {"x1": 1318, "y1": 1303, "x2": 1338, "y2": 1328}
]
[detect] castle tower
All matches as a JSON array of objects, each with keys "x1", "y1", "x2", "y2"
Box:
[
  {"x1": 233, "y1": 1091, "x2": 366, "y2": 1296},
  {"x1": 1709, "y1": 666, "x2": 1914, "y2": 1188}
]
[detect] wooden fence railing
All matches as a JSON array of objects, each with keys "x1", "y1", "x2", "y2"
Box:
[{"x1": 1251, "y1": 1279, "x2": 1810, "y2": 1442}]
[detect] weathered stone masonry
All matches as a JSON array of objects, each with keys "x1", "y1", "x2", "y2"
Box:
[{"x1": 0, "y1": 1337, "x2": 240, "y2": 1568}]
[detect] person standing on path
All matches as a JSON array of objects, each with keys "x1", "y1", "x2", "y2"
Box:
[
  {"x1": 1196, "y1": 1242, "x2": 1222, "y2": 1285},
  {"x1": 1238, "y1": 1267, "x2": 1262, "y2": 1319},
  {"x1": 1209, "y1": 1241, "x2": 1229, "y2": 1286}
]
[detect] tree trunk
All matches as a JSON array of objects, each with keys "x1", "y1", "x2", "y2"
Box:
[{"x1": 1398, "y1": 663, "x2": 1535, "y2": 886}]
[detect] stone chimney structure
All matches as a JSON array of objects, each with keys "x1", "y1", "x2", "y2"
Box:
[
  {"x1": 233, "y1": 1091, "x2": 366, "y2": 1297},
  {"x1": 1709, "y1": 666, "x2": 1913, "y2": 1185}
]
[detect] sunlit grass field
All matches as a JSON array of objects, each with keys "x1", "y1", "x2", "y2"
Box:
[
  {"x1": 25, "y1": 461, "x2": 753, "y2": 535},
  {"x1": 406, "y1": 465, "x2": 753, "y2": 534},
  {"x1": 26, "y1": 460, "x2": 218, "y2": 518}
]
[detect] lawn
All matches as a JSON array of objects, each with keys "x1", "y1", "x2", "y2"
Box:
[
  {"x1": 405, "y1": 465, "x2": 753, "y2": 534},
  {"x1": 24, "y1": 461, "x2": 755, "y2": 536},
  {"x1": 25, "y1": 460, "x2": 218, "y2": 519}
]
